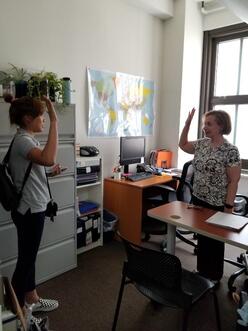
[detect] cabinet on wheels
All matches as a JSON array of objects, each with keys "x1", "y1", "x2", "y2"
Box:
[{"x1": 76, "y1": 156, "x2": 103, "y2": 254}]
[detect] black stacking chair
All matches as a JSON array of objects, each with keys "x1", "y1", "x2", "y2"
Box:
[
  {"x1": 142, "y1": 160, "x2": 197, "y2": 253},
  {"x1": 224, "y1": 195, "x2": 248, "y2": 292},
  {"x1": 112, "y1": 233, "x2": 221, "y2": 331}
]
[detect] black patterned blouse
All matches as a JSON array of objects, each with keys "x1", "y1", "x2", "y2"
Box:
[{"x1": 192, "y1": 138, "x2": 240, "y2": 206}]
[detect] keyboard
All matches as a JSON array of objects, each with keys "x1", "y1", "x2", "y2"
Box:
[{"x1": 127, "y1": 172, "x2": 153, "y2": 182}]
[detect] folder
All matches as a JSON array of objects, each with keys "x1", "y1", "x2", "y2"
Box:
[{"x1": 206, "y1": 212, "x2": 248, "y2": 231}]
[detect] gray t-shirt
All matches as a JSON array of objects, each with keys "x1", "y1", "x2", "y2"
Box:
[{"x1": 9, "y1": 129, "x2": 50, "y2": 214}]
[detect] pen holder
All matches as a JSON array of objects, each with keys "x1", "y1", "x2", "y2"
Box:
[{"x1": 113, "y1": 172, "x2": 121, "y2": 180}]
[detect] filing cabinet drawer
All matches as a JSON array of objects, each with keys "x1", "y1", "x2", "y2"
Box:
[
  {"x1": 38, "y1": 106, "x2": 75, "y2": 139},
  {"x1": 0, "y1": 207, "x2": 75, "y2": 263},
  {"x1": 49, "y1": 176, "x2": 75, "y2": 208},
  {"x1": 41, "y1": 207, "x2": 75, "y2": 246},
  {"x1": 56, "y1": 143, "x2": 75, "y2": 174},
  {"x1": 0, "y1": 238, "x2": 76, "y2": 283},
  {"x1": 36, "y1": 238, "x2": 76, "y2": 283},
  {"x1": 0, "y1": 223, "x2": 17, "y2": 262}
]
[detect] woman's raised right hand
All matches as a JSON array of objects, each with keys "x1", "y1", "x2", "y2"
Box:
[
  {"x1": 185, "y1": 107, "x2": 196, "y2": 127},
  {"x1": 41, "y1": 95, "x2": 57, "y2": 122}
]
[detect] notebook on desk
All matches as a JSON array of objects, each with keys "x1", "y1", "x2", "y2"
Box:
[{"x1": 206, "y1": 212, "x2": 248, "y2": 231}]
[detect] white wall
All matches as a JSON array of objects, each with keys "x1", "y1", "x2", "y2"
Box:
[
  {"x1": 158, "y1": 0, "x2": 185, "y2": 166},
  {"x1": 158, "y1": 0, "x2": 203, "y2": 168},
  {"x1": 178, "y1": 0, "x2": 203, "y2": 168},
  {"x1": 123, "y1": 0, "x2": 173, "y2": 19},
  {"x1": 0, "y1": 0, "x2": 164, "y2": 177},
  {"x1": 203, "y1": 7, "x2": 242, "y2": 30}
]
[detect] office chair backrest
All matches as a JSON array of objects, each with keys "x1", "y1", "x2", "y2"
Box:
[
  {"x1": 121, "y1": 234, "x2": 182, "y2": 288},
  {"x1": 176, "y1": 160, "x2": 193, "y2": 203},
  {"x1": 119, "y1": 233, "x2": 194, "y2": 307}
]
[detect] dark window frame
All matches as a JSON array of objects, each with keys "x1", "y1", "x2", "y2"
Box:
[{"x1": 199, "y1": 22, "x2": 248, "y2": 138}]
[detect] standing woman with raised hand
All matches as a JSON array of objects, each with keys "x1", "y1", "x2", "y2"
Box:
[
  {"x1": 179, "y1": 108, "x2": 241, "y2": 282},
  {"x1": 4, "y1": 94, "x2": 62, "y2": 324}
]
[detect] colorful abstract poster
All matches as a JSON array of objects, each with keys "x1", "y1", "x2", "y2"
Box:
[{"x1": 87, "y1": 68, "x2": 154, "y2": 136}]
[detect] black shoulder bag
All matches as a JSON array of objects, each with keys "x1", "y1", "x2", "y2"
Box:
[{"x1": 0, "y1": 138, "x2": 32, "y2": 212}]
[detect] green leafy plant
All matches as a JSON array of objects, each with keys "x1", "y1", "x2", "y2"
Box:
[
  {"x1": 0, "y1": 63, "x2": 30, "y2": 84},
  {"x1": 28, "y1": 71, "x2": 63, "y2": 101},
  {"x1": 0, "y1": 70, "x2": 11, "y2": 85},
  {"x1": 0, "y1": 64, "x2": 68, "y2": 103},
  {"x1": 9, "y1": 63, "x2": 30, "y2": 82}
]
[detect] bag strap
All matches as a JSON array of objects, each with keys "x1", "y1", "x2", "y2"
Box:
[
  {"x1": 45, "y1": 170, "x2": 53, "y2": 200},
  {"x1": 3, "y1": 137, "x2": 15, "y2": 164},
  {"x1": 20, "y1": 162, "x2": 33, "y2": 194}
]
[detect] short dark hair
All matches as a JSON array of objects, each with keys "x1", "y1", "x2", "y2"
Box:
[
  {"x1": 204, "y1": 110, "x2": 232, "y2": 135},
  {"x1": 4, "y1": 95, "x2": 45, "y2": 127}
]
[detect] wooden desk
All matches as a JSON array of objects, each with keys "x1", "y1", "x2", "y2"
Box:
[
  {"x1": 104, "y1": 175, "x2": 174, "y2": 244},
  {"x1": 148, "y1": 201, "x2": 248, "y2": 254}
]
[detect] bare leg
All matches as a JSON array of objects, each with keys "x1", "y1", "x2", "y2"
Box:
[{"x1": 25, "y1": 289, "x2": 39, "y2": 304}]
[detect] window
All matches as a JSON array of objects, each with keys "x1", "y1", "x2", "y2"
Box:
[{"x1": 199, "y1": 23, "x2": 248, "y2": 162}]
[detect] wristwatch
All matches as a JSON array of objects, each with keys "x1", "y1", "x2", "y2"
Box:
[{"x1": 224, "y1": 203, "x2": 233, "y2": 209}]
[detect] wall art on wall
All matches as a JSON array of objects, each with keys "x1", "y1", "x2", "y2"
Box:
[{"x1": 87, "y1": 67, "x2": 154, "y2": 137}]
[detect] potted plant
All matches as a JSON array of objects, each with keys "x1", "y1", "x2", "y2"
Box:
[
  {"x1": 27, "y1": 72, "x2": 45, "y2": 99},
  {"x1": 0, "y1": 64, "x2": 30, "y2": 97},
  {"x1": 28, "y1": 71, "x2": 63, "y2": 102}
]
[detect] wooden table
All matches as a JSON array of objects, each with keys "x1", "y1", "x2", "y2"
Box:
[
  {"x1": 148, "y1": 201, "x2": 248, "y2": 254},
  {"x1": 104, "y1": 175, "x2": 175, "y2": 244}
]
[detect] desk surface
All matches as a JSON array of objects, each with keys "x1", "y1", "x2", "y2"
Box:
[
  {"x1": 148, "y1": 201, "x2": 248, "y2": 250},
  {"x1": 105, "y1": 174, "x2": 173, "y2": 189}
]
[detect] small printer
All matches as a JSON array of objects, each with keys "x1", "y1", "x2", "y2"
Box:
[{"x1": 80, "y1": 146, "x2": 99, "y2": 157}]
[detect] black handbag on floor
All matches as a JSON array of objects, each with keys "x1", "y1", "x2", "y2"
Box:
[{"x1": 0, "y1": 138, "x2": 32, "y2": 211}]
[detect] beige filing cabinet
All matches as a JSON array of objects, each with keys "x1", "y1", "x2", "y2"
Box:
[{"x1": 0, "y1": 101, "x2": 77, "y2": 283}]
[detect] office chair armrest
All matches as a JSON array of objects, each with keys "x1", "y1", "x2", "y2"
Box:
[
  {"x1": 172, "y1": 176, "x2": 193, "y2": 194},
  {"x1": 153, "y1": 184, "x2": 176, "y2": 193},
  {"x1": 172, "y1": 175, "x2": 181, "y2": 181},
  {"x1": 183, "y1": 181, "x2": 193, "y2": 194}
]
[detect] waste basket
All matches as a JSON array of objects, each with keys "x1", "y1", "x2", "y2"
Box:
[{"x1": 103, "y1": 209, "x2": 118, "y2": 243}]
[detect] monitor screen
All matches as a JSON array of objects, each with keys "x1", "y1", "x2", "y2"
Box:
[{"x1": 120, "y1": 136, "x2": 146, "y2": 173}]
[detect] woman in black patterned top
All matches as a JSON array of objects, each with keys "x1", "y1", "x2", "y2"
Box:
[{"x1": 179, "y1": 108, "x2": 241, "y2": 281}]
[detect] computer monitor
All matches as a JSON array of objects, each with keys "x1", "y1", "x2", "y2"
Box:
[{"x1": 120, "y1": 136, "x2": 146, "y2": 174}]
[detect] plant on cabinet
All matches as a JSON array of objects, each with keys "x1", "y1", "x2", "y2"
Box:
[
  {"x1": 28, "y1": 71, "x2": 63, "y2": 102},
  {"x1": 0, "y1": 63, "x2": 30, "y2": 97}
]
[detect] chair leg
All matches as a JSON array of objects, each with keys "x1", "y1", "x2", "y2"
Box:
[
  {"x1": 176, "y1": 230, "x2": 197, "y2": 249},
  {"x1": 182, "y1": 309, "x2": 189, "y2": 331},
  {"x1": 112, "y1": 274, "x2": 126, "y2": 331},
  {"x1": 212, "y1": 291, "x2": 221, "y2": 331}
]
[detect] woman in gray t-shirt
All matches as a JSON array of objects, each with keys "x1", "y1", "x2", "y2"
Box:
[{"x1": 5, "y1": 94, "x2": 61, "y2": 324}]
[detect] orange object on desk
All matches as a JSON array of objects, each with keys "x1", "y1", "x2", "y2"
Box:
[{"x1": 156, "y1": 150, "x2": 172, "y2": 168}]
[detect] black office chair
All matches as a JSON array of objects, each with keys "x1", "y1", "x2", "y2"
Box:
[
  {"x1": 224, "y1": 195, "x2": 248, "y2": 292},
  {"x1": 142, "y1": 160, "x2": 197, "y2": 253},
  {"x1": 112, "y1": 233, "x2": 221, "y2": 331}
]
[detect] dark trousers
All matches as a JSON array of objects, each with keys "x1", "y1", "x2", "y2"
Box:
[
  {"x1": 192, "y1": 195, "x2": 225, "y2": 281},
  {"x1": 11, "y1": 209, "x2": 45, "y2": 307}
]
